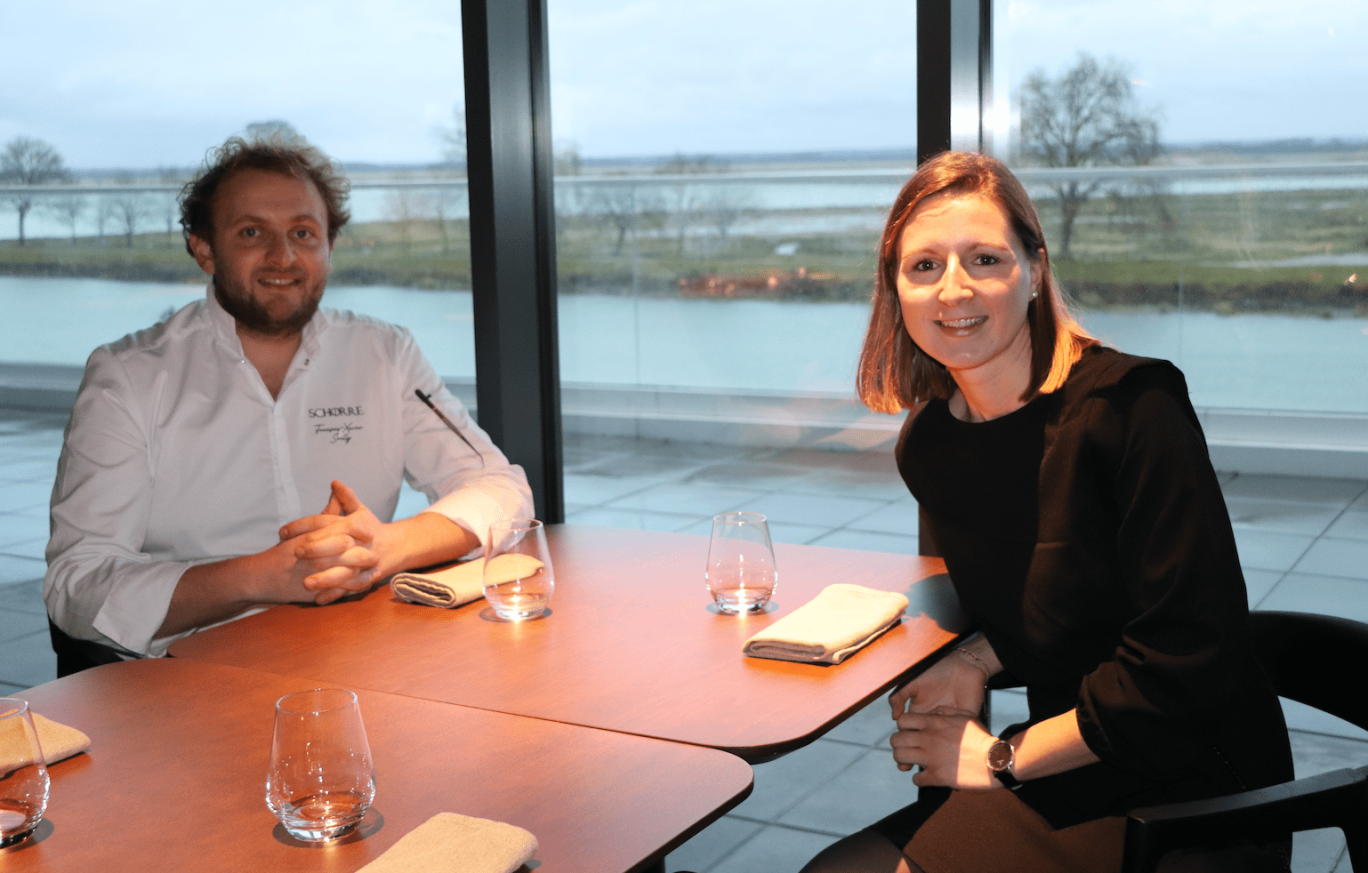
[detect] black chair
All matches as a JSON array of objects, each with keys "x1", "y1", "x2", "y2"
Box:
[
  {"x1": 1121, "y1": 610, "x2": 1368, "y2": 873},
  {"x1": 49, "y1": 618, "x2": 126, "y2": 677}
]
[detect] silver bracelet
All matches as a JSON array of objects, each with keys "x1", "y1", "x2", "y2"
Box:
[{"x1": 953, "y1": 646, "x2": 991, "y2": 682}]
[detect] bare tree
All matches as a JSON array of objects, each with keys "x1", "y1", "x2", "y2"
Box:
[
  {"x1": 44, "y1": 194, "x2": 87, "y2": 244},
  {"x1": 1, "y1": 136, "x2": 71, "y2": 245},
  {"x1": 698, "y1": 185, "x2": 754, "y2": 254},
  {"x1": 585, "y1": 181, "x2": 658, "y2": 256},
  {"x1": 438, "y1": 104, "x2": 466, "y2": 169},
  {"x1": 158, "y1": 166, "x2": 188, "y2": 241},
  {"x1": 384, "y1": 189, "x2": 423, "y2": 253},
  {"x1": 245, "y1": 120, "x2": 304, "y2": 144},
  {"x1": 109, "y1": 175, "x2": 149, "y2": 248},
  {"x1": 657, "y1": 153, "x2": 726, "y2": 256},
  {"x1": 554, "y1": 140, "x2": 581, "y2": 177},
  {"x1": 425, "y1": 186, "x2": 466, "y2": 254},
  {"x1": 1017, "y1": 53, "x2": 1161, "y2": 259},
  {"x1": 95, "y1": 195, "x2": 114, "y2": 244}
]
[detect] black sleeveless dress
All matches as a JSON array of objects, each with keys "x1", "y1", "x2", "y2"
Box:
[{"x1": 869, "y1": 347, "x2": 1292, "y2": 872}]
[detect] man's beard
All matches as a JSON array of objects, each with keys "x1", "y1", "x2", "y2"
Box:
[{"x1": 213, "y1": 273, "x2": 324, "y2": 338}]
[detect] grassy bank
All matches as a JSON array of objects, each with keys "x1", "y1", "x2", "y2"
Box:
[{"x1": 3, "y1": 184, "x2": 1365, "y2": 315}]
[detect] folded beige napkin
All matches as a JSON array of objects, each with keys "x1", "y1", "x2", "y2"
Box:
[
  {"x1": 391, "y1": 560, "x2": 486, "y2": 608},
  {"x1": 391, "y1": 556, "x2": 545, "y2": 608},
  {"x1": 743, "y1": 583, "x2": 909, "y2": 664},
  {"x1": 0, "y1": 711, "x2": 90, "y2": 768},
  {"x1": 358, "y1": 812, "x2": 538, "y2": 873}
]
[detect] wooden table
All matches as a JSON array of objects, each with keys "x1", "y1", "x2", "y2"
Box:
[
  {"x1": 1, "y1": 659, "x2": 752, "y2": 873},
  {"x1": 173, "y1": 526, "x2": 967, "y2": 761}
]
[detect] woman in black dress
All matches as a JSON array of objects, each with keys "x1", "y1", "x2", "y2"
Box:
[{"x1": 799, "y1": 152, "x2": 1292, "y2": 873}]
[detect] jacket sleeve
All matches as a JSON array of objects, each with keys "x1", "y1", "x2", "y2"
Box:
[
  {"x1": 43, "y1": 348, "x2": 199, "y2": 658},
  {"x1": 393, "y1": 331, "x2": 534, "y2": 554},
  {"x1": 1074, "y1": 365, "x2": 1255, "y2": 779}
]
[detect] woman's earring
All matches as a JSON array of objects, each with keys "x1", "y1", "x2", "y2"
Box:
[{"x1": 1031, "y1": 291, "x2": 1039, "y2": 299}]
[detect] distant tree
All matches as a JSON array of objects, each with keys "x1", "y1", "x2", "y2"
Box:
[
  {"x1": 1017, "y1": 53, "x2": 1161, "y2": 259},
  {"x1": 437, "y1": 104, "x2": 466, "y2": 170},
  {"x1": 656, "y1": 153, "x2": 727, "y2": 256},
  {"x1": 109, "y1": 175, "x2": 149, "y2": 248},
  {"x1": 384, "y1": 189, "x2": 423, "y2": 253},
  {"x1": 245, "y1": 120, "x2": 304, "y2": 144},
  {"x1": 95, "y1": 196, "x2": 114, "y2": 244},
  {"x1": 554, "y1": 140, "x2": 581, "y2": 177},
  {"x1": 698, "y1": 186, "x2": 754, "y2": 254},
  {"x1": 158, "y1": 166, "x2": 188, "y2": 241},
  {"x1": 586, "y1": 181, "x2": 659, "y2": 256},
  {"x1": 1, "y1": 136, "x2": 72, "y2": 245},
  {"x1": 44, "y1": 193, "x2": 87, "y2": 244},
  {"x1": 425, "y1": 186, "x2": 466, "y2": 254}
]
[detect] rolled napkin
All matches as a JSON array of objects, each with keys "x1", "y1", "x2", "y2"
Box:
[
  {"x1": 390, "y1": 555, "x2": 544, "y2": 609},
  {"x1": 743, "y1": 583, "x2": 909, "y2": 664},
  {"x1": 0, "y1": 710, "x2": 91, "y2": 768},
  {"x1": 358, "y1": 812, "x2": 538, "y2": 873}
]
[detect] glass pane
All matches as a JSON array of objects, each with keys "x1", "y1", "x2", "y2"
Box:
[
  {"x1": 992, "y1": 0, "x2": 1368, "y2": 415},
  {"x1": 0, "y1": 1, "x2": 473, "y2": 390},
  {"x1": 0, "y1": 1, "x2": 471, "y2": 564},
  {"x1": 549, "y1": 0, "x2": 921, "y2": 551}
]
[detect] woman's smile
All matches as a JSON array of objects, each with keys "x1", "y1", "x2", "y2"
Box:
[{"x1": 935, "y1": 315, "x2": 988, "y2": 331}]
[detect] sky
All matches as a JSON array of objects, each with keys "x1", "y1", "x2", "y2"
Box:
[{"x1": 2, "y1": 0, "x2": 1365, "y2": 171}]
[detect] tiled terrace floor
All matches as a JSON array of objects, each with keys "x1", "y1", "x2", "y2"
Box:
[{"x1": 3, "y1": 417, "x2": 1367, "y2": 871}]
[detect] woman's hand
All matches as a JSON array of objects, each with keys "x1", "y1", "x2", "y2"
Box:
[
  {"x1": 888, "y1": 652, "x2": 987, "y2": 722},
  {"x1": 891, "y1": 711, "x2": 1000, "y2": 788}
]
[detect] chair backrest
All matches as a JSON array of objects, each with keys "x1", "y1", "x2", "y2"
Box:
[{"x1": 1248, "y1": 610, "x2": 1368, "y2": 730}]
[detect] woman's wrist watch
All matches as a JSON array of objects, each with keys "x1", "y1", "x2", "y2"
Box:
[{"x1": 986, "y1": 737, "x2": 1021, "y2": 789}]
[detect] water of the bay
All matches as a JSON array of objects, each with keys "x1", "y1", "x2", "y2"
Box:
[{"x1": 3, "y1": 276, "x2": 1365, "y2": 414}]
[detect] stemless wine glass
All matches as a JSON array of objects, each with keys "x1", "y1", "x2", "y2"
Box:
[
  {"x1": 483, "y1": 518, "x2": 555, "y2": 621},
  {"x1": 265, "y1": 688, "x2": 375, "y2": 842},
  {"x1": 0, "y1": 699, "x2": 49, "y2": 848},
  {"x1": 706, "y1": 511, "x2": 779, "y2": 613}
]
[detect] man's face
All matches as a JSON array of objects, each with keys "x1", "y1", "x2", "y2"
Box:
[{"x1": 189, "y1": 168, "x2": 332, "y2": 338}]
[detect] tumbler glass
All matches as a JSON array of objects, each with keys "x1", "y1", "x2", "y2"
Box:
[
  {"x1": 705, "y1": 511, "x2": 779, "y2": 613},
  {"x1": 483, "y1": 518, "x2": 555, "y2": 620},
  {"x1": 0, "y1": 699, "x2": 49, "y2": 848},
  {"x1": 265, "y1": 688, "x2": 375, "y2": 842}
]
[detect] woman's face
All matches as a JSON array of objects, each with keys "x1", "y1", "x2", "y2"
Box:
[{"x1": 895, "y1": 191, "x2": 1038, "y2": 388}]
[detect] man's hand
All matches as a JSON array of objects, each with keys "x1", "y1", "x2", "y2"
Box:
[
  {"x1": 890, "y1": 711, "x2": 1000, "y2": 788},
  {"x1": 161, "y1": 480, "x2": 481, "y2": 639},
  {"x1": 279, "y1": 481, "x2": 388, "y2": 604}
]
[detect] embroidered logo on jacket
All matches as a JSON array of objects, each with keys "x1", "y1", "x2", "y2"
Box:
[{"x1": 309, "y1": 405, "x2": 364, "y2": 444}]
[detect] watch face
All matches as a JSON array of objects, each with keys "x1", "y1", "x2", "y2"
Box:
[{"x1": 987, "y1": 740, "x2": 1013, "y2": 771}]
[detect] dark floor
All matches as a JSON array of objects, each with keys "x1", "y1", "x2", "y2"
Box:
[{"x1": 3, "y1": 418, "x2": 1367, "y2": 872}]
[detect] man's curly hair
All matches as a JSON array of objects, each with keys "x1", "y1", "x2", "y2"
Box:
[{"x1": 179, "y1": 134, "x2": 351, "y2": 256}]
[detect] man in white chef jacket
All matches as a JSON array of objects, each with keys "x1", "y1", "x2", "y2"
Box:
[{"x1": 44, "y1": 136, "x2": 532, "y2": 672}]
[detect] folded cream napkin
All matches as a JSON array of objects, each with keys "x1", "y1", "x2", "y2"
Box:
[
  {"x1": 358, "y1": 812, "x2": 538, "y2": 873},
  {"x1": 0, "y1": 710, "x2": 90, "y2": 768},
  {"x1": 391, "y1": 559, "x2": 486, "y2": 608},
  {"x1": 743, "y1": 583, "x2": 909, "y2": 664},
  {"x1": 391, "y1": 556, "x2": 545, "y2": 608}
]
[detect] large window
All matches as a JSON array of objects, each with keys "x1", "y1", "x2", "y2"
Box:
[
  {"x1": 547, "y1": 0, "x2": 926, "y2": 549},
  {"x1": 0, "y1": 2, "x2": 476, "y2": 426},
  {"x1": 992, "y1": 0, "x2": 1368, "y2": 414}
]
